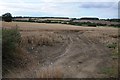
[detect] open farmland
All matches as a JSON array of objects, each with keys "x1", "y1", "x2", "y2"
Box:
[
  {"x1": 2, "y1": 21, "x2": 118, "y2": 31},
  {"x1": 2, "y1": 21, "x2": 119, "y2": 78}
]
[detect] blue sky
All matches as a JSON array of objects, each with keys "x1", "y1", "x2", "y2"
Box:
[{"x1": 0, "y1": 0, "x2": 119, "y2": 19}]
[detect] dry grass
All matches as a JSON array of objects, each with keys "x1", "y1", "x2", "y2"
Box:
[
  {"x1": 2, "y1": 21, "x2": 119, "y2": 78},
  {"x1": 2, "y1": 21, "x2": 118, "y2": 31},
  {"x1": 3, "y1": 47, "x2": 32, "y2": 76},
  {"x1": 20, "y1": 31, "x2": 65, "y2": 47},
  {"x1": 36, "y1": 65, "x2": 64, "y2": 78}
]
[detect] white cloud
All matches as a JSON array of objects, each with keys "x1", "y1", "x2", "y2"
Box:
[
  {"x1": 0, "y1": 2, "x2": 78, "y2": 16},
  {"x1": 0, "y1": 0, "x2": 118, "y2": 18},
  {"x1": 0, "y1": 0, "x2": 119, "y2": 3}
]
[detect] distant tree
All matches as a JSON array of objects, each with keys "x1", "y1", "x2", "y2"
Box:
[
  {"x1": 2, "y1": 13, "x2": 12, "y2": 22},
  {"x1": 80, "y1": 17, "x2": 99, "y2": 20}
]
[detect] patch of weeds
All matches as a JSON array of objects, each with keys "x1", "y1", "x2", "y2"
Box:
[
  {"x1": 0, "y1": 29, "x2": 2, "y2": 42},
  {"x1": 100, "y1": 67, "x2": 117, "y2": 77},
  {"x1": 106, "y1": 42, "x2": 117, "y2": 49},
  {"x1": 111, "y1": 51, "x2": 119, "y2": 59},
  {"x1": 2, "y1": 27, "x2": 22, "y2": 75}
]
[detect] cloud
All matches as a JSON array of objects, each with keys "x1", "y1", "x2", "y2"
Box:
[
  {"x1": 79, "y1": 2, "x2": 118, "y2": 9},
  {"x1": 0, "y1": 0, "x2": 120, "y2": 3},
  {"x1": 0, "y1": 2, "x2": 79, "y2": 16},
  {"x1": 0, "y1": 0, "x2": 118, "y2": 18}
]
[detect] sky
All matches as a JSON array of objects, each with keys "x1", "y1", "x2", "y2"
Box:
[{"x1": 0, "y1": 0, "x2": 119, "y2": 19}]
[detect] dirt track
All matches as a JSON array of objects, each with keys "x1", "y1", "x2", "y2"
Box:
[{"x1": 2, "y1": 22, "x2": 118, "y2": 78}]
